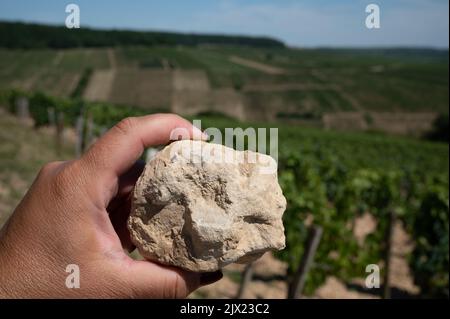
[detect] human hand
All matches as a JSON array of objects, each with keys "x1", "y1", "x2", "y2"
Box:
[{"x1": 0, "y1": 114, "x2": 222, "y2": 298}]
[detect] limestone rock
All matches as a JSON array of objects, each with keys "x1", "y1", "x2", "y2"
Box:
[{"x1": 128, "y1": 140, "x2": 286, "y2": 272}]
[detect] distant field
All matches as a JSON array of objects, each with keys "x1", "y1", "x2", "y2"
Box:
[
  {"x1": 0, "y1": 48, "x2": 110, "y2": 97},
  {"x1": 0, "y1": 46, "x2": 448, "y2": 133}
]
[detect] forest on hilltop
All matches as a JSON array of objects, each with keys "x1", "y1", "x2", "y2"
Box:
[{"x1": 0, "y1": 21, "x2": 286, "y2": 49}]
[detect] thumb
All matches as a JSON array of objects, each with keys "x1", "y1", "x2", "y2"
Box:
[{"x1": 125, "y1": 260, "x2": 223, "y2": 298}]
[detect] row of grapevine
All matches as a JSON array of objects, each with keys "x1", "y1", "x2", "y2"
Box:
[
  {"x1": 199, "y1": 115, "x2": 449, "y2": 297},
  {"x1": 1, "y1": 89, "x2": 147, "y2": 129},
  {"x1": 277, "y1": 151, "x2": 448, "y2": 297}
]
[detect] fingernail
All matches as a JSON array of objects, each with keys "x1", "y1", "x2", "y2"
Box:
[
  {"x1": 192, "y1": 126, "x2": 209, "y2": 141},
  {"x1": 199, "y1": 271, "x2": 223, "y2": 285}
]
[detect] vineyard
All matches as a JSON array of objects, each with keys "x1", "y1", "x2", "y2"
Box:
[
  {"x1": 202, "y1": 115, "x2": 449, "y2": 298},
  {"x1": 0, "y1": 89, "x2": 448, "y2": 298},
  {"x1": 0, "y1": 45, "x2": 448, "y2": 129}
]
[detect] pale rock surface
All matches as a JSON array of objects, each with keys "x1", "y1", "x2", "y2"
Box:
[{"x1": 128, "y1": 140, "x2": 286, "y2": 272}]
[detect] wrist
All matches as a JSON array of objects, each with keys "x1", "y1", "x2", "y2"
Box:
[
  {"x1": 0, "y1": 221, "x2": 30, "y2": 298},
  {"x1": 0, "y1": 238, "x2": 16, "y2": 298}
]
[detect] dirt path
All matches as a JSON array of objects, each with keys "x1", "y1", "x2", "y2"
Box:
[
  {"x1": 389, "y1": 220, "x2": 419, "y2": 294},
  {"x1": 83, "y1": 48, "x2": 117, "y2": 101},
  {"x1": 53, "y1": 51, "x2": 64, "y2": 68},
  {"x1": 243, "y1": 83, "x2": 339, "y2": 92},
  {"x1": 83, "y1": 69, "x2": 116, "y2": 101},
  {"x1": 107, "y1": 48, "x2": 117, "y2": 68},
  {"x1": 229, "y1": 55, "x2": 286, "y2": 75}
]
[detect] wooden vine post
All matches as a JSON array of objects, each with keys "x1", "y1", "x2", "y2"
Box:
[
  {"x1": 383, "y1": 210, "x2": 396, "y2": 299},
  {"x1": 85, "y1": 113, "x2": 94, "y2": 148},
  {"x1": 75, "y1": 115, "x2": 85, "y2": 158},
  {"x1": 288, "y1": 225, "x2": 323, "y2": 299},
  {"x1": 236, "y1": 263, "x2": 254, "y2": 299},
  {"x1": 15, "y1": 97, "x2": 29, "y2": 123},
  {"x1": 55, "y1": 112, "x2": 64, "y2": 155}
]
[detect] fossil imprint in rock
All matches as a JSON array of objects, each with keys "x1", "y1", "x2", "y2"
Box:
[{"x1": 128, "y1": 140, "x2": 286, "y2": 272}]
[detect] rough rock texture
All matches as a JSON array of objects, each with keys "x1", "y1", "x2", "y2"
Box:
[{"x1": 128, "y1": 140, "x2": 286, "y2": 272}]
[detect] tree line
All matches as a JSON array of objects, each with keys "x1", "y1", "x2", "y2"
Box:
[{"x1": 0, "y1": 21, "x2": 285, "y2": 49}]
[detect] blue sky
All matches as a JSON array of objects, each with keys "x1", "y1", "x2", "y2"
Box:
[{"x1": 0, "y1": 0, "x2": 448, "y2": 48}]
